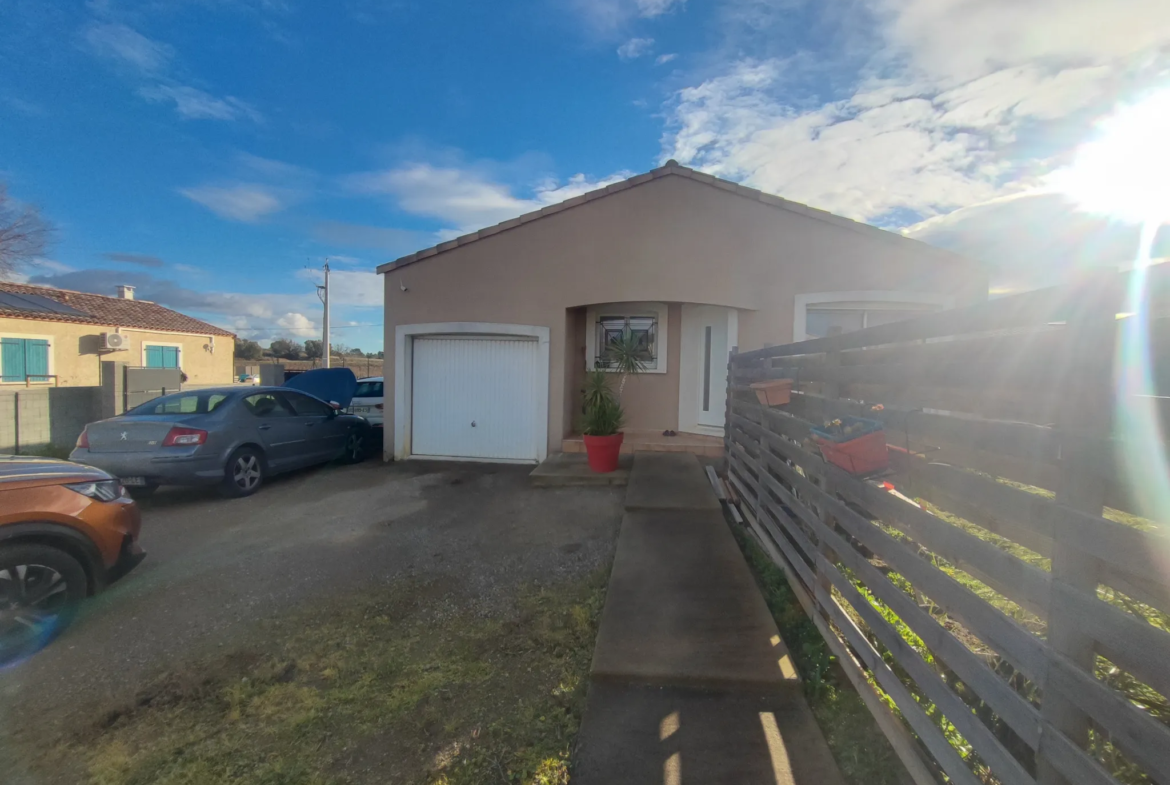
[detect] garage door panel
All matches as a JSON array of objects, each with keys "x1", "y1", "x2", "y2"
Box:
[{"x1": 412, "y1": 336, "x2": 539, "y2": 461}]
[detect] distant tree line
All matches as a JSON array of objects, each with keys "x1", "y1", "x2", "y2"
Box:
[{"x1": 235, "y1": 338, "x2": 383, "y2": 361}]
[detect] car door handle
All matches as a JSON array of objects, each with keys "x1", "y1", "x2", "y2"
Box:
[
  {"x1": 305, "y1": 422, "x2": 315, "y2": 427},
  {"x1": 258, "y1": 424, "x2": 271, "y2": 431}
]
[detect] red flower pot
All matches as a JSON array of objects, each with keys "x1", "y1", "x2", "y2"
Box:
[{"x1": 583, "y1": 433, "x2": 625, "y2": 473}]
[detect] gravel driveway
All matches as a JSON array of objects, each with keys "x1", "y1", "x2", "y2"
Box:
[{"x1": 0, "y1": 459, "x2": 624, "y2": 782}]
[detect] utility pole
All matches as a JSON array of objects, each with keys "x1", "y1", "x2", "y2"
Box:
[{"x1": 317, "y1": 260, "x2": 331, "y2": 369}]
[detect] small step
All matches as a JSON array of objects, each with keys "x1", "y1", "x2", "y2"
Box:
[{"x1": 529, "y1": 452, "x2": 632, "y2": 487}]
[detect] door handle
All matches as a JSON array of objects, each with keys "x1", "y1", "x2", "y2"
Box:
[
  {"x1": 258, "y1": 424, "x2": 271, "y2": 431},
  {"x1": 305, "y1": 422, "x2": 315, "y2": 427}
]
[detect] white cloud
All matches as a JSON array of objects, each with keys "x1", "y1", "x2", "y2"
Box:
[
  {"x1": 618, "y1": 37, "x2": 655, "y2": 60},
  {"x1": 660, "y1": 0, "x2": 1170, "y2": 231},
  {"x1": 139, "y1": 85, "x2": 262, "y2": 122},
  {"x1": 904, "y1": 191, "x2": 1170, "y2": 292},
  {"x1": 82, "y1": 22, "x2": 173, "y2": 74},
  {"x1": 569, "y1": 0, "x2": 684, "y2": 34},
  {"x1": 179, "y1": 153, "x2": 309, "y2": 223},
  {"x1": 346, "y1": 163, "x2": 634, "y2": 235},
  {"x1": 296, "y1": 268, "x2": 382, "y2": 308},
  {"x1": 636, "y1": 0, "x2": 683, "y2": 17},
  {"x1": 179, "y1": 184, "x2": 288, "y2": 222},
  {"x1": 655, "y1": 53, "x2": 678, "y2": 65},
  {"x1": 81, "y1": 19, "x2": 260, "y2": 123}
]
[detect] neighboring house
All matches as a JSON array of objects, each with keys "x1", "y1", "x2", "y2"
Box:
[
  {"x1": 378, "y1": 160, "x2": 988, "y2": 463},
  {"x1": 0, "y1": 282, "x2": 235, "y2": 387}
]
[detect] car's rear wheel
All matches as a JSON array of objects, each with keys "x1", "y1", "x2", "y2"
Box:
[
  {"x1": 0, "y1": 544, "x2": 88, "y2": 667},
  {"x1": 221, "y1": 447, "x2": 265, "y2": 498},
  {"x1": 340, "y1": 429, "x2": 367, "y2": 464}
]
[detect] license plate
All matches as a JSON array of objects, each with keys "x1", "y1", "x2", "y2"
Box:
[
  {"x1": 352, "y1": 406, "x2": 370, "y2": 414},
  {"x1": 121, "y1": 476, "x2": 148, "y2": 486}
]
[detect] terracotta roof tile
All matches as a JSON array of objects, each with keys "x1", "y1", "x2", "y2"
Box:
[{"x1": 0, "y1": 281, "x2": 235, "y2": 337}]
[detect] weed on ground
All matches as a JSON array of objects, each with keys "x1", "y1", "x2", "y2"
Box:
[
  {"x1": 730, "y1": 524, "x2": 907, "y2": 785},
  {"x1": 47, "y1": 570, "x2": 609, "y2": 785}
]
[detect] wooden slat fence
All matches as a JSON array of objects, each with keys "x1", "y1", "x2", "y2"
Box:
[{"x1": 725, "y1": 271, "x2": 1170, "y2": 785}]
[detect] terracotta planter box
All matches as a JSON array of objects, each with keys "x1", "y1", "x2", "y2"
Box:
[
  {"x1": 750, "y1": 379, "x2": 794, "y2": 407},
  {"x1": 583, "y1": 432, "x2": 625, "y2": 472}
]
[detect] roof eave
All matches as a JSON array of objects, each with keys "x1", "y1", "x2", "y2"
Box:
[{"x1": 375, "y1": 160, "x2": 982, "y2": 274}]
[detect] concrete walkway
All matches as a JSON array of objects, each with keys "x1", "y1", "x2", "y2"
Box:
[{"x1": 574, "y1": 452, "x2": 844, "y2": 785}]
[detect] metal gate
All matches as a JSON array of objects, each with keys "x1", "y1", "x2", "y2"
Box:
[{"x1": 124, "y1": 367, "x2": 183, "y2": 410}]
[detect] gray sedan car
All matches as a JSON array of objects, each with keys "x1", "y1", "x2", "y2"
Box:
[{"x1": 70, "y1": 387, "x2": 370, "y2": 497}]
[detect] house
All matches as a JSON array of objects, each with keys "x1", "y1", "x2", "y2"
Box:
[
  {"x1": 378, "y1": 160, "x2": 987, "y2": 463},
  {"x1": 0, "y1": 281, "x2": 235, "y2": 387}
]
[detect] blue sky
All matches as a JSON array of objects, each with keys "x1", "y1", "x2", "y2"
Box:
[{"x1": 3, "y1": 0, "x2": 1170, "y2": 350}]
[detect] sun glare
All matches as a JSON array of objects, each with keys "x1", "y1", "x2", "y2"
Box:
[
  {"x1": 1051, "y1": 87, "x2": 1170, "y2": 523},
  {"x1": 1049, "y1": 88, "x2": 1170, "y2": 225}
]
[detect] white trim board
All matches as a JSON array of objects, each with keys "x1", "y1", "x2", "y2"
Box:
[
  {"x1": 793, "y1": 290, "x2": 954, "y2": 342},
  {"x1": 393, "y1": 322, "x2": 550, "y2": 463}
]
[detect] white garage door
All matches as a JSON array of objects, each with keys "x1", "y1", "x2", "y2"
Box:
[{"x1": 411, "y1": 335, "x2": 541, "y2": 461}]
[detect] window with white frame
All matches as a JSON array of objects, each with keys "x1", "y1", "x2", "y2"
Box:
[
  {"x1": 795, "y1": 292, "x2": 951, "y2": 341},
  {"x1": 805, "y1": 306, "x2": 938, "y2": 338},
  {"x1": 584, "y1": 302, "x2": 668, "y2": 374}
]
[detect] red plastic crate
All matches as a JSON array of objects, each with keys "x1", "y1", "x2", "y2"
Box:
[{"x1": 814, "y1": 429, "x2": 889, "y2": 476}]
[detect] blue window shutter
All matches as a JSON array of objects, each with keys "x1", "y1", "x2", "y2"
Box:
[
  {"x1": 24, "y1": 339, "x2": 49, "y2": 381},
  {"x1": 1, "y1": 338, "x2": 25, "y2": 382},
  {"x1": 145, "y1": 345, "x2": 163, "y2": 368},
  {"x1": 163, "y1": 346, "x2": 179, "y2": 368}
]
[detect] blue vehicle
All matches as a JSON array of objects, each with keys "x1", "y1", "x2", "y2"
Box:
[{"x1": 71, "y1": 370, "x2": 370, "y2": 498}]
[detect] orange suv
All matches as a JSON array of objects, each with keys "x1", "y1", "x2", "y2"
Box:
[{"x1": 0, "y1": 455, "x2": 144, "y2": 666}]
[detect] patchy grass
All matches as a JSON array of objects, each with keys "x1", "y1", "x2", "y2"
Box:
[
  {"x1": 731, "y1": 524, "x2": 907, "y2": 785},
  {"x1": 48, "y1": 571, "x2": 609, "y2": 785}
]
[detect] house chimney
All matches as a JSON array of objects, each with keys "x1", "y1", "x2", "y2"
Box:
[{"x1": 116, "y1": 285, "x2": 135, "y2": 300}]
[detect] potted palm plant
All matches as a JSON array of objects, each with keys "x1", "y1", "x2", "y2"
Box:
[{"x1": 581, "y1": 332, "x2": 646, "y2": 473}]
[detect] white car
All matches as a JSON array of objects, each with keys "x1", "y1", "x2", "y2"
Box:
[{"x1": 348, "y1": 376, "x2": 384, "y2": 427}]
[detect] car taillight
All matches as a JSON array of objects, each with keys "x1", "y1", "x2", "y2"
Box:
[
  {"x1": 76, "y1": 428, "x2": 90, "y2": 449},
  {"x1": 162, "y1": 426, "x2": 208, "y2": 446},
  {"x1": 375, "y1": 403, "x2": 383, "y2": 410}
]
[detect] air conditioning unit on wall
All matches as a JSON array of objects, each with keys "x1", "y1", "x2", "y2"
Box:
[{"x1": 100, "y1": 332, "x2": 127, "y2": 350}]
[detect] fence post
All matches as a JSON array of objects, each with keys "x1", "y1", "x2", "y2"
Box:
[
  {"x1": 813, "y1": 348, "x2": 843, "y2": 623},
  {"x1": 724, "y1": 346, "x2": 738, "y2": 474},
  {"x1": 1036, "y1": 294, "x2": 1115, "y2": 785},
  {"x1": 13, "y1": 391, "x2": 20, "y2": 455}
]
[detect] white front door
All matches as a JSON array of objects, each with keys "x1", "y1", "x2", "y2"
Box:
[
  {"x1": 411, "y1": 336, "x2": 540, "y2": 461},
  {"x1": 679, "y1": 305, "x2": 737, "y2": 433}
]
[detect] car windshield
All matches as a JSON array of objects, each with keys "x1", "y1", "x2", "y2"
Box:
[
  {"x1": 125, "y1": 391, "x2": 230, "y2": 415},
  {"x1": 353, "y1": 381, "x2": 383, "y2": 398}
]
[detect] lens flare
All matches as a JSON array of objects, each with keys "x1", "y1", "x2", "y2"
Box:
[
  {"x1": 1051, "y1": 88, "x2": 1170, "y2": 523},
  {"x1": 1048, "y1": 89, "x2": 1170, "y2": 226}
]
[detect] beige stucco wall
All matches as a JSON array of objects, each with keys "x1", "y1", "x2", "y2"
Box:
[
  {"x1": 383, "y1": 173, "x2": 987, "y2": 455},
  {"x1": 0, "y1": 317, "x2": 235, "y2": 387}
]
